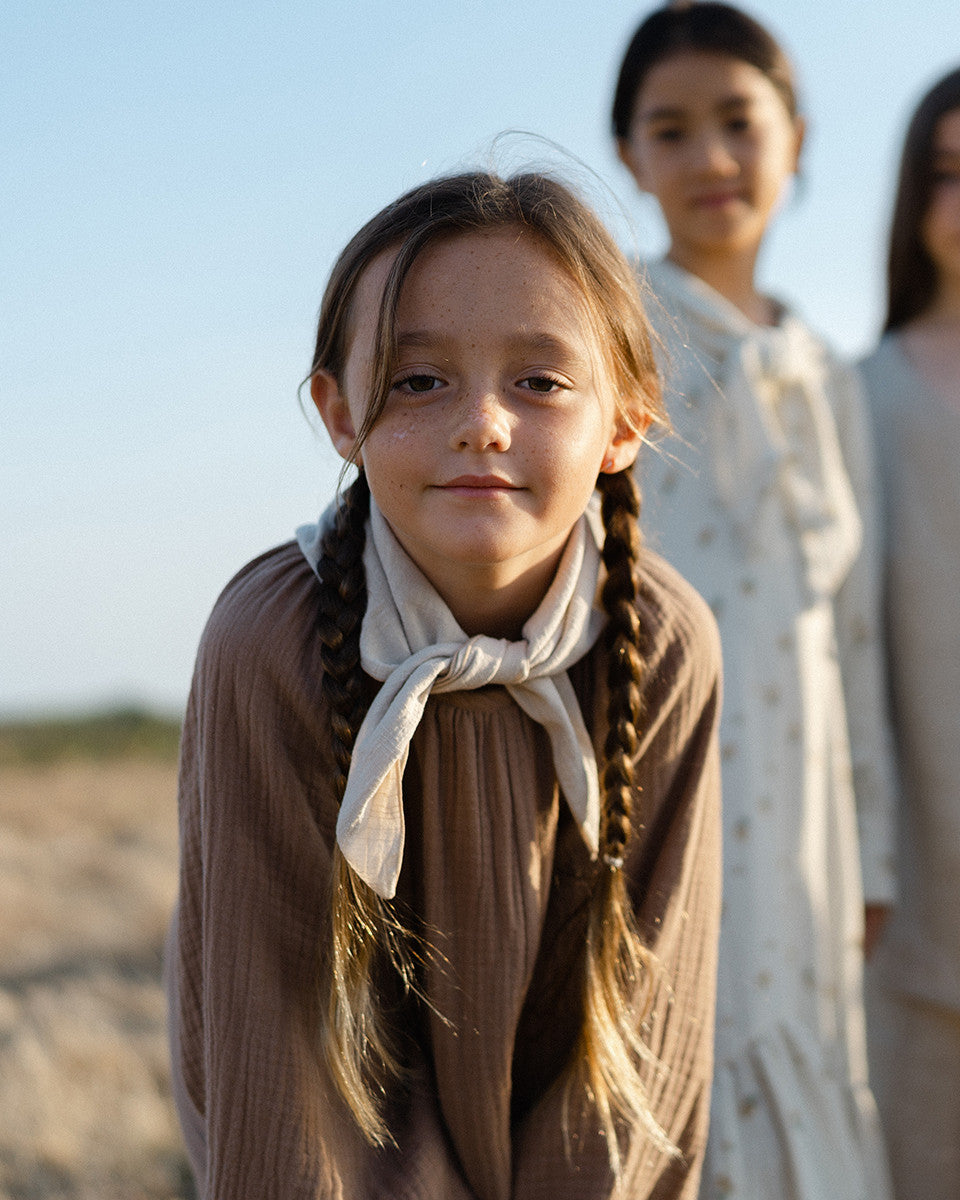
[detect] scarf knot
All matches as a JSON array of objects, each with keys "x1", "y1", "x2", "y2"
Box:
[
  {"x1": 433, "y1": 636, "x2": 530, "y2": 691},
  {"x1": 647, "y1": 259, "x2": 862, "y2": 599},
  {"x1": 297, "y1": 497, "x2": 608, "y2": 897}
]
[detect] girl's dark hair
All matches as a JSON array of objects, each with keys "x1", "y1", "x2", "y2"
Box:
[
  {"x1": 885, "y1": 66, "x2": 960, "y2": 331},
  {"x1": 611, "y1": 1, "x2": 798, "y2": 141},
  {"x1": 311, "y1": 170, "x2": 671, "y2": 1166}
]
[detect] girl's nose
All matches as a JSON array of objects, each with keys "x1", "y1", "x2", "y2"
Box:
[
  {"x1": 692, "y1": 133, "x2": 739, "y2": 176},
  {"x1": 450, "y1": 389, "x2": 512, "y2": 452}
]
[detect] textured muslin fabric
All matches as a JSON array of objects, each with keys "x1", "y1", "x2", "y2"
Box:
[
  {"x1": 639, "y1": 260, "x2": 898, "y2": 1200},
  {"x1": 295, "y1": 498, "x2": 607, "y2": 898},
  {"x1": 860, "y1": 334, "x2": 960, "y2": 1200},
  {"x1": 643, "y1": 267, "x2": 862, "y2": 602},
  {"x1": 166, "y1": 535, "x2": 722, "y2": 1200}
]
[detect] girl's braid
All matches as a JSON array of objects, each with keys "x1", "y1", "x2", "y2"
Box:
[
  {"x1": 596, "y1": 468, "x2": 646, "y2": 869},
  {"x1": 315, "y1": 471, "x2": 416, "y2": 1147},
  {"x1": 569, "y1": 470, "x2": 670, "y2": 1171},
  {"x1": 316, "y1": 472, "x2": 371, "y2": 801}
]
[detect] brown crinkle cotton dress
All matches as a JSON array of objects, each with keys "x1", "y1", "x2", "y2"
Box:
[{"x1": 166, "y1": 539, "x2": 722, "y2": 1200}]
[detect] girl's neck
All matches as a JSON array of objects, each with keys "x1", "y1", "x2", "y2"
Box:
[
  {"x1": 667, "y1": 244, "x2": 778, "y2": 327},
  {"x1": 424, "y1": 554, "x2": 564, "y2": 642},
  {"x1": 918, "y1": 275, "x2": 960, "y2": 327}
]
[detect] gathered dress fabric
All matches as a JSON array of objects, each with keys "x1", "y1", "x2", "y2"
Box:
[
  {"x1": 166, "y1": 523, "x2": 723, "y2": 1200},
  {"x1": 639, "y1": 261, "x2": 897, "y2": 1200},
  {"x1": 860, "y1": 334, "x2": 960, "y2": 1200}
]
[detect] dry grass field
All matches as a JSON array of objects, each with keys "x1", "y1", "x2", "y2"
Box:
[{"x1": 0, "y1": 756, "x2": 194, "y2": 1200}]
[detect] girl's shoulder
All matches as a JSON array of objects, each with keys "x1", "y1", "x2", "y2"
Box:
[
  {"x1": 195, "y1": 541, "x2": 321, "y2": 681},
  {"x1": 635, "y1": 545, "x2": 722, "y2": 686},
  {"x1": 191, "y1": 536, "x2": 722, "y2": 713},
  {"x1": 857, "y1": 334, "x2": 929, "y2": 431},
  {"x1": 858, "y1": 332, "x2": 914, "y2": 391},
  {"x1": 643, "y1": 259, "x2": 847, "y2": 389}
]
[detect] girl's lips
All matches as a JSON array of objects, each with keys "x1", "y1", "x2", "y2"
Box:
[
  {"x1": 440, "y1": 475, "x2": 519, "y2": 490},
  {"x1": 691, "y1": 191, "x2": 744, "y2": 209}
]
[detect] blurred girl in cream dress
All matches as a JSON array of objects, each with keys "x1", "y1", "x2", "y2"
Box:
[{"x1": 611, "y1": 5, "x2": 898, "y2": 1197}]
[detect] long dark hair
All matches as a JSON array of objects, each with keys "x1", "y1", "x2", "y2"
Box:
[
  {"x1": 310, "y1": 171, "x2": 672, "y2": 1167},
  {"x1": 885, "y1": 66, "x2": 960, "y2": 331},
  {"x1": 611, "y1": 1, "x2": 798, "y2": 142}
]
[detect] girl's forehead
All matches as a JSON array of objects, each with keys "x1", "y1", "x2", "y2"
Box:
[
  {"x1": 405, "y1": 228, "x2": 562, "y2": 284},
  {"x1": 344, "y1": 227, "x2": 613, "y2": 374},
  {"x1": 356, "y1": 228, "x2": 583, "y2": 320},
  {"x1": 634, "y1": 49, "x2": 788, "y2": 115},
  {"x1": 398, "y1": 233, "x2": 609, "y2": 354}
]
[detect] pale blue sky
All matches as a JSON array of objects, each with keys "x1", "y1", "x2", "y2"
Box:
[{"x1": 3, "y1": 0, "x2": 958, "y2": 716}]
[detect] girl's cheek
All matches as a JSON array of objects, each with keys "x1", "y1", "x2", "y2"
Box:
[
  {"x1": 379, "y1": 413, "x2": 423, "y2": 445},
  {"x1": 390, "y1": 423, "x2": 418, "y2": 445}
]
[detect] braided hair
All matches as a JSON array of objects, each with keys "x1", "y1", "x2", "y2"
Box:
[
  {"x1": 576, "y1": 467, "x2": 673, "y2": 1168},
  {"x1": 310, "y1": 170, "x2": 670, "y2": 1161},
  {"x1": 315, "y1": 471, "x2": 422, "y2": 1144}
]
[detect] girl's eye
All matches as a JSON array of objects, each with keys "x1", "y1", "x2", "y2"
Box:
[
  {"x1": 395, "y1": 373, "x2": 442, "y2": 394},
  {"x1": 652, "y1": 126, "x2": 684, "y2": 144},
  {"x1": 520, "y1": 374, "x2": 566, "y2": 394},
  {"x1": 726, "y1": 116, "x2": 751, "y2": 134}
]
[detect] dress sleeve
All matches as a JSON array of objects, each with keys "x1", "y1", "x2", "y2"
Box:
[
  {"x1": 829, "y1": 360, "x2": 899, "y2": 905},
  {"x1": 165, "y1": 676, "x2": 208, "y2": 1182},
  {"x1": 166, "y1": 545, "x2": 358, "y2": 1199}
]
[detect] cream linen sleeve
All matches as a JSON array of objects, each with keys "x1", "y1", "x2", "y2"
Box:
[{"x1": 830, "y1": 358, "x2": 899, "y2": 906}]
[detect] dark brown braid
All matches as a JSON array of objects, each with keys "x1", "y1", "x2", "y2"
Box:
[
  {"x1": 315, "y1": 470, "x2": 410, "y2": 1145},
  {"x1": 316, "y1": 471, "x2": 436, "y2": 1146},
  {"x1": 316, "y1": 471, "x2": 371, "y2": 801},
  {"x1": 596, "y1": 468, "x2": 646, "y2": 870},
  {"x1": 567, "y1": 468, "x2": 673, "y2": 1170}
]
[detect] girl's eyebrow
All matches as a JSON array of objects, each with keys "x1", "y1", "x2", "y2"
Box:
[
  {"x1": 395, "y1": 330, "x2": 586, "y2": 362},
  {"x1": 715, "y1": 95, "x2": 753, "y2": 114},
  {"x1": 507, "y1": 332, "x2": 585, "y2": 362},
  {"x1": 395, "y1": 329, "x2": 442, "y2": 352},
  {"x1": 639, "y1": 94, "x2": 753, "y2": 123},
  {"x1": 638, "y1": 103, "x2": 686, "y2": 124}
]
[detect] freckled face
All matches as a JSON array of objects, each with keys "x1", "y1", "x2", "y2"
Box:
[
  {"x1": 618, "y1": 50, "x2": 802, "y2": 262},
  {"x1": 921, "y1": 108, "x2": 960, "y2": 289},
  {"x1": 331, "y1": 229, "x2": 640, "y2": 604}
]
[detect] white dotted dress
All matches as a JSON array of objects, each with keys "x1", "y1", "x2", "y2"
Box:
[{"x1": 639, "y1": 261, "x2": 897, "y2": 1200}]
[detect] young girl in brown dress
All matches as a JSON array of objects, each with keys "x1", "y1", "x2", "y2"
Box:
[{"x1": 167, "y1": 169, "x2": 723, "y2": 1199}]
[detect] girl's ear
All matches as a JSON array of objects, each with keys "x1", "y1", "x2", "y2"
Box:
[
  {"x1": 311, "y1": 370, "x2": 361, "y2": 464},
  {"x1": 791, "y1": 115, "x2": 807, "y2": 176},
  {"x1": 600, "y1": 409, "x2": 651, "y2": 475},
  {"x1": 616, "y1": 137, "x2": 649, "y2": 193}
]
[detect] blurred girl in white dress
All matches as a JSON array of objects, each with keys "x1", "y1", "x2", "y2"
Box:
[{"x1": 611, "y1": 5, "x2": 898, "y2": 1197}]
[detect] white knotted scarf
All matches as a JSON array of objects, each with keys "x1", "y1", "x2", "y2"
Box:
[
  {"x1": 297, "y1": 495, "x2": 607, "y2": 898},
  {"x1": 646, "y1": 259, "x2": 862, "y2": 600}
]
